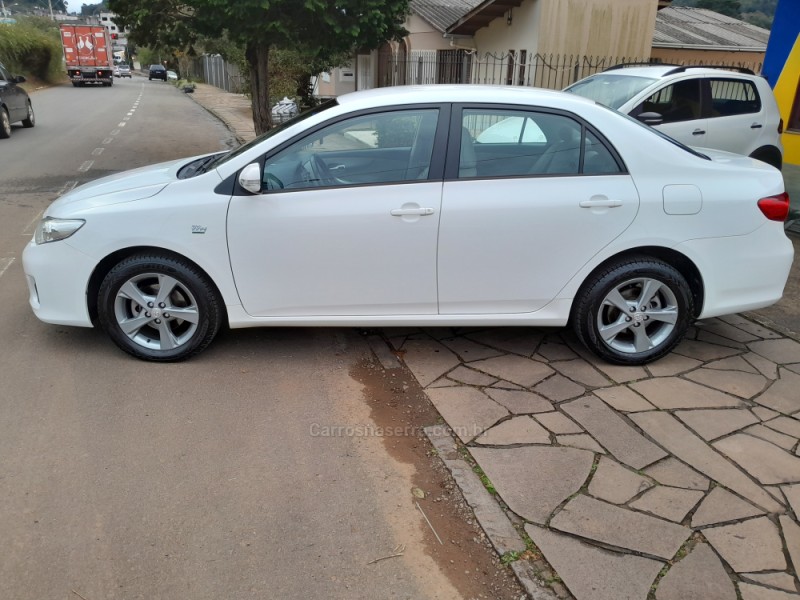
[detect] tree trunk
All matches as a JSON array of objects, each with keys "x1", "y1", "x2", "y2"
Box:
[{"x1": 246, "y1": 41, "x2": 272, "y2": 135}]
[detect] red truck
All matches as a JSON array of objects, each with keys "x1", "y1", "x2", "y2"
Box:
[{"x1": 60, "y1": 24, "x2": 114, "y2": 87}]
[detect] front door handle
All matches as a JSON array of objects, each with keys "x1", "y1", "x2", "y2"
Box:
[
  {"x1": 579, "y1": 199, "x2": 622, "y2": 209},
  {"x1": 751, "y1": 123, "x2": 763, "y2": 129},
  {"x1": 391, "y1": 207, "x2": 435, "y2": 216},
  {"x1": 692, "y1": 129, "x2": 706, "y2": 135}
]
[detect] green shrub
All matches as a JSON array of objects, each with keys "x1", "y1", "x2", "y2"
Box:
[{"x1": 0, "y1": 17, "x2": 64, "y2": 82}]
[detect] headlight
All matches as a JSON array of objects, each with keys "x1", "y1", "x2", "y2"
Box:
[{"x1": 34, "y1": 217, "x2": 85, "y2": 245}]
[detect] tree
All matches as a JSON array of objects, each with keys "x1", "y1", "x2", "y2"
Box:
[
  {"x1": 697, "y1": 0, "x2": 742, "y2": 17},
  {"x1": 108, "y1": 0, "x2": 409, "y2": 133}
]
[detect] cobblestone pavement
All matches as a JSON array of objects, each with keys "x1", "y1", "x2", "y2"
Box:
[
  {"x1": 184, "y1": 84, "x2": 800, "y2": 599},
  {"x1": 387, "y1": 320, "x2": 800, "y2": 599}
]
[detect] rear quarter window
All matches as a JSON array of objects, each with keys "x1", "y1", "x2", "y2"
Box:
[{"x1": 709, "y1": 78, "x2": 761, "y2": 116}]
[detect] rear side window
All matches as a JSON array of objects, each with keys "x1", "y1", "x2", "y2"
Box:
[
  {"x1": 709, "y1": 78, "x2": 760, "y2": 116},
  {"x1": 461, "y1": 109, "x2": 622, "y2": 178}
]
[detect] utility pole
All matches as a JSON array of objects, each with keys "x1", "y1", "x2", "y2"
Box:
[
  {"x1": 0, "y1": 0, "x2": 7, "y2": 18},
  {"x1": 47, "y1": 0, "x2": 54, "y2": 20}
]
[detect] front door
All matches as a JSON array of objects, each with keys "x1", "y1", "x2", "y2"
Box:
[{"x1": 227, "y1": 107, "x2": 444, "y2": 317}]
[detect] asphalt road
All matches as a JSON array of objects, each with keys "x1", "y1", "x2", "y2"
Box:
[{"x1": 0, "y1": 79, "x2": 469, "y2": 599}]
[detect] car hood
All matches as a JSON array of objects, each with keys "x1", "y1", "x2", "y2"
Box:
[{"x1": 49, "y1": 154, "x2": 217, "y2": 213}]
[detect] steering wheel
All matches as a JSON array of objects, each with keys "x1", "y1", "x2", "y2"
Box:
[{"x1": 310, "y1": 153, "x2": 335, "y2": 186}]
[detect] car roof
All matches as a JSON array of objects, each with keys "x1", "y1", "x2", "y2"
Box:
[{"x1": 335, "y1": 84, "x2": 598, "y2": 111}]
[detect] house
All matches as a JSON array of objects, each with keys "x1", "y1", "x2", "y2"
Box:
[
  {"x1": 651, "y1": 7, "x2": 769, "y2": 73},
  {"x1": 763, "y1": 0, "x2": 800, "y2": 166},
  {"x1": 315, "y1": 0, "x2": 666, "y2": 97}
]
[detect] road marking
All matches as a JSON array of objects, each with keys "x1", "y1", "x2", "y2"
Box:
[
  {"x1": 122, "y1": 116, "x2": 130, "y2": 121},
  {"x1": 117, "y1": 122, "x2": 126, "y2": 127},
  {"x1": 22, "y1": 209, "x2": 45, "y2": 235},
  {"x1": 78, "y1": 160, "x2": 94, "y2": 172},
  {"x1": 92, "y1": 147, "x2": 104, "y2": 156},
  {"x1": 127, "y1": 111, "x2": 134, "y2": 116},
  {"x1": 103, "y1": 137, "x2": 113, "y2": 144},
  {"x1": 60, "y1": 180, "x2": 79, "y2": 195},
  {"x1": 0, "y1": 257, "x2": 15, "y2": 280},
  {"x1": 111, "y1": 129, "x2": 120, "y2": 135}
]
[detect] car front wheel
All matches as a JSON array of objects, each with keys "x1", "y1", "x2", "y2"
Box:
[
  {"x1": 22, "y1": 101, "x2": 35, "y2": 128},
  {"x1": 98, "y1": 254, "x2": 223, "y2": 361},
  {"x1": 572, "y1": 257, "x2": 693, "y2": 365}
]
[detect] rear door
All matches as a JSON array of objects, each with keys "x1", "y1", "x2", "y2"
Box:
[
  {"x1": 703, "y1": 77, "x2": 765, "y2": 155},
  {"x1": 437, "y1": 106, "x2": 640, "y2": 314}
]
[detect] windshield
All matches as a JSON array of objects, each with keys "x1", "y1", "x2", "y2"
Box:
[
  {"x1": 565, "y1": 74, "x2": 658, "y2": 109},
  {"x1": 209, "y1": 99, "x2": 339, "y2": 171}
]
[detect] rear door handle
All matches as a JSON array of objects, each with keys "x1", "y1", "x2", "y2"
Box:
[
  {"x1": 692, "y1": 129, "x2": 706, "y2": 135},
  {"x1": 390, "y1": 207, "x2": 435, "y2": 216},
  {"x1": 751, "y1": 123, "x2": 763, "y2": 129},
  {"x1": 579, "y1": 199, "x2": 622, "y2": 209}
]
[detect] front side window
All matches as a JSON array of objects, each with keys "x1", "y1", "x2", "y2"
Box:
[
  {"x1": 0, "y1": 66, "x2": 8, "y2": 82},
  {"x1": 636, "y1": 79, "x2": 702, "y2": 123},
  {"x1": 263, "y1": 109, "x2": 439, "y2": 191},
  {"x1": 709, "y1": 78, "x2": 760, "y2": 116},
  {"x1": 462, "y1": 109, "x2": 621, "y2": 178}
]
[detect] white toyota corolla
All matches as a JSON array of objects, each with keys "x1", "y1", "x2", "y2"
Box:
[{"x1": 23, "y1": 85, "x2": 794, "y2": 364}]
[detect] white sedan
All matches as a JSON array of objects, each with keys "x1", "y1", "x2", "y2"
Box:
[{"x1": 22, "y1": 85, "x2": 794, "y2": 364}]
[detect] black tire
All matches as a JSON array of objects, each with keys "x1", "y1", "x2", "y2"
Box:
[
  {"x1": 97, "y1": 254, "x2": 223, "y2": 361},
  {"x1": 0, "y1": 108, "x2": 10, "y2": 139},
  {"x1": 21, "y1": 101, "x2": 35, "y2": 128},
  {"x1": 749, "y1": 146, "x2": 782, "y2": 170},
  {"x1": 572, "y1": 257, "x2": 693, "y2": 365}
]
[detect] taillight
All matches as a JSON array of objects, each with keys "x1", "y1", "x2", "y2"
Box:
[
  {"x1": 779, "y1": 118, "x2": 784, "y2": 134},
  {"x1": 758, "y1": 192, "x2": 790, "y2": 221}
]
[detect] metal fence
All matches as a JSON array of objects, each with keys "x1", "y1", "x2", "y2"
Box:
[
  {"x1": 380, "y1": 51, "x2": 764, "y2": 91},
  {"x1": 196, "y1": 54, "x2": 247, "y2": 94}
]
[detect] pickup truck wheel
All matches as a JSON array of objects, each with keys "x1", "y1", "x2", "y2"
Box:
[
  {"x1": 0, "y1": 108, "x2": 11, "y2": 139},
  {"x1": 22, "y1": 101, "x2": 35, "y2": 128},
  {"x1": 98, "y1": 254, "x2": 223, "y2": 362}
]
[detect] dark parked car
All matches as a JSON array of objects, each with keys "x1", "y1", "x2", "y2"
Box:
[
  {"x1": 0, "y1": 61, "x2": 35, "y2": 139},
  {"x1": 148, "y1": 64, "x2": 167, "y2": 81}
]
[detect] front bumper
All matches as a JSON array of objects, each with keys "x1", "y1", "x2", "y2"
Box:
[{"x1": 22, "y1": 239, "x2": 95, "y2": 327}]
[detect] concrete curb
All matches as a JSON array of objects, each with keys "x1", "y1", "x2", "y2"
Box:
[{"x1": 424, "y1": 425, "x2": 562, "y2": 600}]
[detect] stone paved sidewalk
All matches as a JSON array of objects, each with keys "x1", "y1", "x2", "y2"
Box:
[{"x1": 388, "y1": 318, "x2": 800, "y2": 599}]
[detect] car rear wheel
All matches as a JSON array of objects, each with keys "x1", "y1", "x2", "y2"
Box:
[
  {"x1": 0, "y1": 108, "x2": 10, "y2": 139},
  {"x1": 22, "y1": 101, "x2": 35, "y2": 128},
  {"x1": 572, "y1": 257, "x2": 693, "y2": 365},
  {"x1": 98, "y1": 254, "x2": 223, "y2": 361}
]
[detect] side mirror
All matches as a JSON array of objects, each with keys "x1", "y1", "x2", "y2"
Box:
[
  {"x1": 238, "y1": 163, "x2": 262, "y2": 194},
  {"x1": 636, "y1": 111, "x2": 664, "y2": 126},
  {"x1": 14, "y1": 75, "x2": 26, "y2": 84}
]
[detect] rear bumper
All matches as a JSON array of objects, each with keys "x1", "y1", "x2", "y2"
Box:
[{"x1": 675, "y1": 223, "x2": 794, "y2": 318}]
